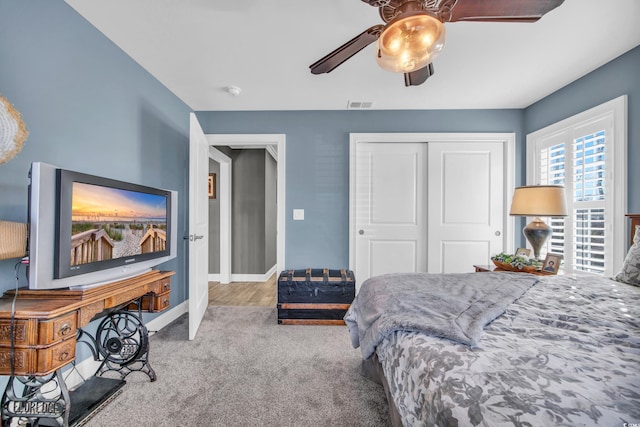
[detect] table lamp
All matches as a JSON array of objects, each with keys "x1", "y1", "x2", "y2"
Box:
[
  {"x1": 0, "y1": 220, "x2": 28, "y2": 260},
  {"x1": 509, "y1": 185, "x2": 568, "y2": 260}
]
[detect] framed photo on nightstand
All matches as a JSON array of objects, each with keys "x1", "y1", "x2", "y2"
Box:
[{"x1": 542, "y1": 253, "x2": 563, "y2": 274}]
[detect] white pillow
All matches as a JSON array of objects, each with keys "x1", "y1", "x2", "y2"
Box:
[{"x1": 614, "y1": 225, "x2": 640, "y2": 286}]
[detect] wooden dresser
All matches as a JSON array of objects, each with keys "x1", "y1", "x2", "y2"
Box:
[
  {"x1": 0, "y1": 269, "x2": 173, "y2": 377},
  {"x1": 0, "y1": 270, "x2": 174, "y2": 426}
]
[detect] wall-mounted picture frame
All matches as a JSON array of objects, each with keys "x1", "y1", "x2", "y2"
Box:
[
  {"x1": 208, "y1": 173, "x2": 216, "y2": 199},
  {"x1": 542, "y1": 253, "x2": 563, "y2": 274},
  {"x1": 515, "y1": 247, "x2": 531, "y2": 257}
]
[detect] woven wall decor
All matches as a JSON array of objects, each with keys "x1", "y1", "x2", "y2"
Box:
[
  {"x1": 0, "y1": 94, "x2": 29, "y2": 164},
  {"x1": 0, "y1": 220, "x2": 28, "y2": 260}
]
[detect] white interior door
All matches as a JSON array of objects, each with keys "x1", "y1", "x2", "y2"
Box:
[
  {"x1": 354, "y1": 142, "x2": 427, "y2": 283},
  {"x1": 427, "y1": 142, "x2": 504, "y2": 273},
  {"x1": 188, "y1": 113, "x2": 209, "y2": 340}
]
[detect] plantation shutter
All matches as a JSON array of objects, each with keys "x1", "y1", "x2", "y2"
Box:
[
  {"x1": 528, "y1": 96, "x2": 626, "y2": 276},
  {"x1": 538, "y1": 141, "x2": 566, "y2": 260},
  {"x1": 572, "y1": 131, "x2": 606, "y2": 273}
]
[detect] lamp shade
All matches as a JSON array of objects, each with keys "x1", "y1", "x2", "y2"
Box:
[
  {"x1": 509, "y1": 185, "x2": 568, "y2": 217},
  {"x1": 0, "y1": 220, "x2": 28, "y2": 260},
  {"x1": 376, "y1": 11, "x2": 445, "y2": 73}
]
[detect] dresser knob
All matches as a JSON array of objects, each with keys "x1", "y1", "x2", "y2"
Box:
[
  {"x1": 163, "y1": 282, "x2": 170, "y2": 291},
  {"x1": 162, "y1": 298, "x2": 169, "y2": 307},
  {"x1": 59, "y1": 324, "x2": 72, "y2": 336}
]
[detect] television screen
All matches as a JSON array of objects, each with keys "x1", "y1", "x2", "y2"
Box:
[
  {"x1": 68, "y1": 182, "x2": 168, "y2": 267},
  {"x1": 28, "y1": 162, "x2": 177, "y2": 290}
]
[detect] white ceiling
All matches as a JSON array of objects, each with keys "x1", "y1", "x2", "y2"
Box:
[{"x1": 65, "y1": 0, "x2": 640, "y2": 111}]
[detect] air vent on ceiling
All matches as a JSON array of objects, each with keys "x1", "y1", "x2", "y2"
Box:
[{"x1": 347, "y1": 101, "x2": 374, "y2": 109}]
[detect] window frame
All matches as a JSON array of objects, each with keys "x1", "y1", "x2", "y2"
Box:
[{"x1": 526, "y1": 95, "x2": 627, "y2": 276}]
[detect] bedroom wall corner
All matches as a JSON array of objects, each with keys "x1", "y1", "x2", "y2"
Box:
[{"x1": 0, "y1": 2, "x2": 191, "y2": 320}]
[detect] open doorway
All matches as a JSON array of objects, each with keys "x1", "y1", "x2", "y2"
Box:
[
  {"x1": 208, "y1": 147, "x2": 277, "y2": 282},
  {"x1": 188, "y1": 119, "x2": 286, "y2": 337},
  {"x1": 205, "y1": 134, "x2": 286, "y2": 286}
]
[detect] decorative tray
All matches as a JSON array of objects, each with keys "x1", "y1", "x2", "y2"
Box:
[{"x1": 492, "y1": 259, "x2": 539, "y2": 273}]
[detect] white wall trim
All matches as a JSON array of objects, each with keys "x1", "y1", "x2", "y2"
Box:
[
  {"x1": 206, "y1": 134, "x2": 286, "y2": 279},
  {"x1": 349, "y1": 133, "x2": 516, "y2": 272},
  {"x1": 231, "y1": 264, "x2": 277, "y2": 283},
  {"x1": 146, "y1": 300, "x2": 189, "y2": 333},
  {"x1": 266, "y1": 145, "x2": 278, "y2": 162},
  {"x1": 209, "y1": 264, "x2": 276, "y2": 283},
  {"x1": 208, "y1": 147, "x2": 232, "y2": 284}
]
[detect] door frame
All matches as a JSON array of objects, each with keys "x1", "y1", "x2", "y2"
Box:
[
  {"x1": 208, "y1": 147, "x2": 232, "y2": 284},
  {"x1": 206, "y1": 134, "x2": 286, "y2": 280},
  {"x1": 349, "y1": 133, "x2": 516, "y2": 275}
]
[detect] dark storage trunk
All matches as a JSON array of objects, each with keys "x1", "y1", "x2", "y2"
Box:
[{"x1": 277, "y1": 268, "x2": 355, "y2": 325}]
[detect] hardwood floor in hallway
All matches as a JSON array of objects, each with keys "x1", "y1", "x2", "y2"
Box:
[{"x1": 208, "y1": 274, "x2": 276, "y2": 307}]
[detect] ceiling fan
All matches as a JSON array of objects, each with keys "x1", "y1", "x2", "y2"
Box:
[{"x1": 309, "y1": 0, "x2": 565, "y2": 86}]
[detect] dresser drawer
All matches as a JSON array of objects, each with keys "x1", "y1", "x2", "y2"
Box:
[
  {"x1": 0, "y1": 318, "x2": 37, "y2": 346},
  {"x1": 105, "y1": 276, "x2": 172, "y2": 309},
  {"x1": 128, "y1": 291, "x2": 171, "y2": 313},
  {"x1": 148, "y1": 277, "x2": 171, "y2": 295},
  {"x1": 0, "y1": 311, "x2": 77, "y2": 348},
  {"x1": 37, "y1": 312, "x2": 77, "y2": 346},
  {"x1": 0, "y1": 338, "x2": 76, "y2": 376}
]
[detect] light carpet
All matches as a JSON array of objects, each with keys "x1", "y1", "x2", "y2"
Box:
[{"x1": 85, "y1": 306, "x2": 390, "y2": 427}]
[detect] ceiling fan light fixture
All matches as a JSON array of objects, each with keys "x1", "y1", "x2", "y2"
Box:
[{"x1": 376, "y1": 11, "x2": 445, "y2": 73}]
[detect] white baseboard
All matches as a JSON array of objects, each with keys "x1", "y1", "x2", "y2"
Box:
[
  {"x1": 208, "y1": 264, "x2": 277, "y2": 283},
  {"x1": 64, "y1": 301, "x2": 188, "y2": 391},
  {"x1": 146, "y1": 300, "x2": 188, "y2": 334}
]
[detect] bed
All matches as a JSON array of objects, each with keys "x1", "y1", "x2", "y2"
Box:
[{"x1": 345, "y1": 225, "x2": 640, "y2": 426}]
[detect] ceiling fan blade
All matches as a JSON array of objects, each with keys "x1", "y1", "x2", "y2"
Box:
[
  {"x1": 447, "y1": 0, "x2": 564, "y2": 23},
  {"x1": 309, "y1": 25, "x2": 384, "y2": 75},
  {"x1": 404, "y1": 63, "x2": 434, "y2": 87}
]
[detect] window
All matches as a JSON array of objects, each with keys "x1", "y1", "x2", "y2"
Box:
[{"x1": 526, "y1": 96, "x2": 627, "y2": 276}]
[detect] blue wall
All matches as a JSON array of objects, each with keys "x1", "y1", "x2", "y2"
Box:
[
  {"x1": 525, "y1": 45, "x2": 640, "y2": 213},
  {"x1": 1, "y1": 2, "x2": 637, "y2": 304},
  {"x1": 196, "y1": 110, "x2": 525, "y2": 268},
  {"x1": 0, "y1": 1, "x2": 191, "y2": 307},
  {"x1": 197, "y1": 46, "x2": 640, "y2": 269}
]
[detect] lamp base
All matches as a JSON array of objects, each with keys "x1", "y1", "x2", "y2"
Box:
[{"x1": 523, "y1": 217, "x2": 552, "y2": 260}]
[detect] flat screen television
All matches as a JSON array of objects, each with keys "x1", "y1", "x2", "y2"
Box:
[{"x1": 28, "y1": 162, "x2": 177, "y2": 290}]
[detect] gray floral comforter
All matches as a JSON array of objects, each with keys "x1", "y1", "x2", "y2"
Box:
[{"x1": 351, "y1": 273, "x2": 640, "y2": 426}]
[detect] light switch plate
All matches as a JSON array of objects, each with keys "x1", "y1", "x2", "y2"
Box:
[{"x1": 293, "y1": 209, "x2": 304, "y2": 220}]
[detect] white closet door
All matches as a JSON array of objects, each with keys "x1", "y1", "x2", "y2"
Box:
[
  {"x1": 427, "y1": 142, "x2": 504, "y2": 273},
  {"x1": 354, "y1": 142, "x2": 427, "y2": 284}
]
